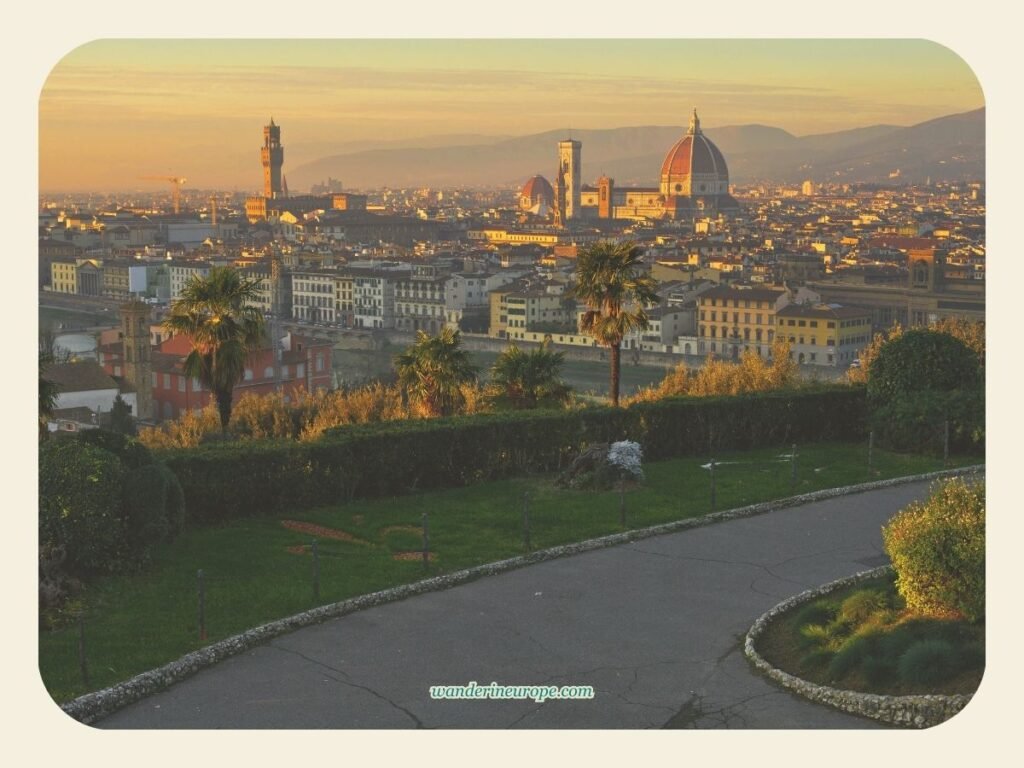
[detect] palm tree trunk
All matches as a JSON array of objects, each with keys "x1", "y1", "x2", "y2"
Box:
[
  {"x1": 215, "y1": 388, "x2": 233, "y2": 433},
  {"x1": 610, "y1": 342, "x2": 622, "y2": 407}
]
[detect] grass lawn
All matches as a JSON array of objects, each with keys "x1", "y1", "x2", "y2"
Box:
[
  {"x1": 39, "y1": 442, "x2": 977, "y2": 704},
  {"x1": 755, "y1": 575, "x2": 984, "y2": 696}
]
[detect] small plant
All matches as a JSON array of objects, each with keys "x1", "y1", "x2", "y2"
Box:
[
  {"x1": 897, "y1": 639, "x2": 959, "y2": 686},
  {"x1": 607, "y1": 440, "x2": 644, "y2": 481}
]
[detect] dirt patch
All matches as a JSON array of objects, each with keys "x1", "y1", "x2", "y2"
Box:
[
  {"x1": 352, "y1": 515, "x2": 364, "y2": 525},
  {"x1": 380, "y1": 525, "x2": 422, "y2": 537},
  {"x1": 280, "y1": 520, "x2": 371, "y2": 546},
  {"x1": 285, "y1": 545, "x2": 308, "y2": 555},
  {"x1": 392, "y1": 551, "x2": 436, "y2": 562}
]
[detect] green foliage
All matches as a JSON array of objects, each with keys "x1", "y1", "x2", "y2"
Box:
[
  {"x1": 882, "y1": 477, "x2": 985, "y2": 622},
  {"x1": 162, "y1": 266, "x2": 265, "y2": 430},
  {"x1": 76, "y1": 429, "x2": 154, "y2": 470},
  {"x1": 837, "y1": 589, "x2": 890, "y2": 626},
  {"x1": 867, "y1": 328, "x2": 981, "y2": 402},
  {"x1": 120, "y1": 462, "x2": 187, "y2": 562},
  {"x1": 394, "y1": 328, "x2": 478, "y2": 417},
  {"x1": 897, "y1": 639, "x2": 959, "y2": 686},
  {"x1": 108, "y1": 394, "x2": 137, "y2": 436},
  {"x1": 39, "y1": 440, "x2": 126, "y2": 577},
  {"x1": 488, "y1": 342, "x2": 572, "y2": 410},
  {"x1": 570, "y1": 240, "x2": 661, "y2": 406},
  {"x1": 158, "y1": 386, "x2": 866, "y2": 524},
  {"x1": 864, "y1": 328, "x2": 984, "y2": 454},
  {"x1": 870, "y1": 387, "x2": 984, "y2": 456}
]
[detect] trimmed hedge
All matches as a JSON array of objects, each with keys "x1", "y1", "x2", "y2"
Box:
[{"x1": 160, "y1": 386, "x2": 867, "y2": 524}]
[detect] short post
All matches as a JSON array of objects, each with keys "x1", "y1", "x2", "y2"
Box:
[
  {"x1": 943, "y1": 419, "x2": 950, "y2": 467},
  {"x1": 868, "y1": 431, "x2": 875, "y2": 475},
  {"x1": 522, "y1": 492, "x2": 531, "y2": 552},
  {"x1": 77, "y1": 614, "x2": 89, "y2": 688},
  {"x1": 709, "y1": 459, "x2": 716, "y2": 511},
  {"x1": 311, "y1": 539, "x2": 321, "y2": 603},
  {"x1": 619, "y1": 480, "x2": 626, "y2": 528},
  {"x1": 197, "y1": 568, "x2": 207, "y2": 642},
  {"x1": 421, "y1": 512, "x2": 430, "y2": 571},
  {"x1": 790, "y1": 443, "x2": 797, "y2": 493}
]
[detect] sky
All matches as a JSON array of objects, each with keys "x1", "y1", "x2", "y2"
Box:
[{"x1": 39, "y1": 39, "x2": 984, "y2": 192}]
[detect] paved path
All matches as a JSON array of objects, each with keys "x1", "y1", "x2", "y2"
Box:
[{"x1": 97, "y1": 481, "x2": 938, "y2": 729}]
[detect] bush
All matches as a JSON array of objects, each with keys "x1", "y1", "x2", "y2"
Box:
[
  {"x1": 75, "y1": 429, "x2": 153, "y2": 470},
  {"x1": 869, "y1": 388, "x2": 984, "y2": 456},
  {"x1": 897, "y1": 639, "x2": 959, "y2": 686},
  {"x1": 121, "y1": 463, "x2": 187, "y2": 561},
  {"x1": 157, "y1": 387, "x2": 866, "y2": 524},
  {"x1": 39, "y1": 440, "x2": 126, "y2": 577},
  {"x1": 882, "y1": 477, "x2": 985, "y2": 621},
  {"x1": 866, "y1": 329, "x2": 981, "y2": 403}
]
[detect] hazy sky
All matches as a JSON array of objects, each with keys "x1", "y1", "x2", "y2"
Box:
[{"x1": 39, "y1": 39, "x2": 984, "y2": 193}]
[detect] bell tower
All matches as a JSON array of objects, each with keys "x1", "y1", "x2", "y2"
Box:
[
  {"x1": 120, "y1": 300, "x2": 153, "y2": 422},
  {"x1": 262, "y1": 118, "x2": 285, "y2": 199}
]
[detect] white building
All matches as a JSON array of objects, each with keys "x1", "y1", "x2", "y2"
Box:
[
  {"x1": 291, "y1": 269, "x2": 337, "y2": 324},
  {"x1": 168, "y1": 260, "x2": 212, "y2": 300}
]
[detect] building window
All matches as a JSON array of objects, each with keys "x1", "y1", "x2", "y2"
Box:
[
  {"x1": 163, "y1": 373, "x2": 171, "y2": 389},
  {"x1": 264, "y1": 367, "x2": 274, "y2": 378},
  {"x1": 244, "y1": 368, "x2": 253, "y2": 381},
  {"x1": 178, "y1": 377, "x2": 185, "y2": 392},
  {"x1": 297, "y1": 363, "x2": 305, "y2": 378}
]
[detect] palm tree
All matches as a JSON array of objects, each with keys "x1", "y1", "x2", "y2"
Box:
[
  {"x1": 394, "y1": 328, "x2": 477, "y2": 417},
  {"x1": 162, "y1": 267, "x2": 265, "y2": 432},
  {"x1": 570, "y1": 241, "x2": 660, "y2": 407},
  {"x1": 489, "y1": 341, "x2": 572, "y2": 410}
]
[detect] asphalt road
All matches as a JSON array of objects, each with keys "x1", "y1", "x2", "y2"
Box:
[{"x1": 96, "y1": 481, "x2": 939, "y2": 730}]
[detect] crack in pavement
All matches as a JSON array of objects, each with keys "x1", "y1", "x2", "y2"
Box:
[{"x1": 268, "y1": 642, "x2": 426, "y2": 728}]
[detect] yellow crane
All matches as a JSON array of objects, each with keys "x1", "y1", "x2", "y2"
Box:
[{"x1": 139, "y1": 175, "x2": 187, "y2": 214}]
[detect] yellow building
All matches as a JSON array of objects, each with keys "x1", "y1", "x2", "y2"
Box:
[
  {"x1": 775, "y1": 304, "x2": 872, "y2": 367},
  {"x1": 697, "y1": 285, "x2": 789, "y2": 358},
  {"x1": 50, "y1": 260, "x2": 78, "y2": 294}
]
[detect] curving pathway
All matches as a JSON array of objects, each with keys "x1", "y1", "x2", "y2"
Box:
[{"x1": 95, "y1": 481, "x2": 942, "y2": 729}]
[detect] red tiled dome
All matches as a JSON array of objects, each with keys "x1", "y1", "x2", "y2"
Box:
[
  {"x1": 660, "y1": 110, "x2": 729, "y2": 196},
  {"x1": 521, "y1": 175, "x2": 554, "y2": 203}
]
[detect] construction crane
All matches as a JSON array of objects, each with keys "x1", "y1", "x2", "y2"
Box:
[{"x1": 139, "y1": 175, "x2": 187, "y2": 214}]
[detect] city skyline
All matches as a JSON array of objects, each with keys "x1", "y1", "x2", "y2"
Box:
[{"x1": 39, "y1": 39, "x2": 984, "y2": 193}]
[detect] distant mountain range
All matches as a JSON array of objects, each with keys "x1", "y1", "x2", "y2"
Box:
[{"x1": 287, "y1": 108, "x2": 984, "y2": 190}]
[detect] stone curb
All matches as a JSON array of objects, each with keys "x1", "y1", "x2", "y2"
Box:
[
  {"x1": 61, "y1": 464, "x2": 983, "y2": 725},
  {"x1": 744, "y1": 566, "x2": 976, "y2": 728}
]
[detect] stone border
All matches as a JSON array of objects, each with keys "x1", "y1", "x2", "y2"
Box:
[
  {"x1": 61, "y1": 464, "x2": 983, "y2": 724},
  {"x1": 744, "y1": 566, "x2": 976, "y2": 728}
]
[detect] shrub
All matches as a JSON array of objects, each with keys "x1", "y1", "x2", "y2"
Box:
[
  {"x1": 121, "y1": 463, "x2": 187, "y2": 561},
  {"x1": 866, "y1": 329, "x2": 981, "y2": 403},
  {"x1": 39, "y1": 439, "x2": 126, "y2": 577},
  {"x1": 76, "y1": 429, "x2": 154, "y2": 470},
  {"x1": 157, "y1": 387, "x2": 866, "y2": 524},
  {"x1": 897, "y1": 639, "x2": 959, "y2": 686},
  {"x1": 869, "y1": 388, "x2": 984, "y2": 456},
  {"x1": 882, "y1": 477, "x2": 985, "y2": 621}
]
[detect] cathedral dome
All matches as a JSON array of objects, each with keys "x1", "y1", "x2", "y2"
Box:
[
  {"x1": 521, "y1": 175, "x2": 553, "y2": 202},
  {"x1": 660, "y1": 110, "x2": 730, "y2": 198},
  {"x1": 520, "y1": 174, "x2": 554, "y2": 211}
]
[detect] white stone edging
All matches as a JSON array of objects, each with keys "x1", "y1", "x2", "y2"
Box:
[
  {"x1": 744, "y1": 565, "x2": 976, "y2": 728},
  {"x1": 60, "y1": 464, "x2": 983, "y2": 725}
]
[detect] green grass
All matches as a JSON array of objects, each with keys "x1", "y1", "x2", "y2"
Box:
[
  {"x1": 757, "y1": 575, "x2": 984, "y2": 695},
  {"x1": 39, "y1": 442, "x2": 977, "y2": 704}
]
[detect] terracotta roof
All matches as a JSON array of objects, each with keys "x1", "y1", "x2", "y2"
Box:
[
  {"x1": 42, "y1": 361, "x2": 118, "y2": 393},
  {"x1": 777, "y1": 303, "x2": 871, "y2": 320},
  {"x1": 700, "y1": 285, "x2": 786, "y2": 302}
]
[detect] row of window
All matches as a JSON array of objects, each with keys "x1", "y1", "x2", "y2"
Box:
[{"x1": 702, "y1": 298, "x2": 772, "y2": 309}]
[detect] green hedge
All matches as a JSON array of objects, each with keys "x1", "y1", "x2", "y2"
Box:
[{"x1": 160, "y1": 386, "x2": 866, "y2": 524}]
